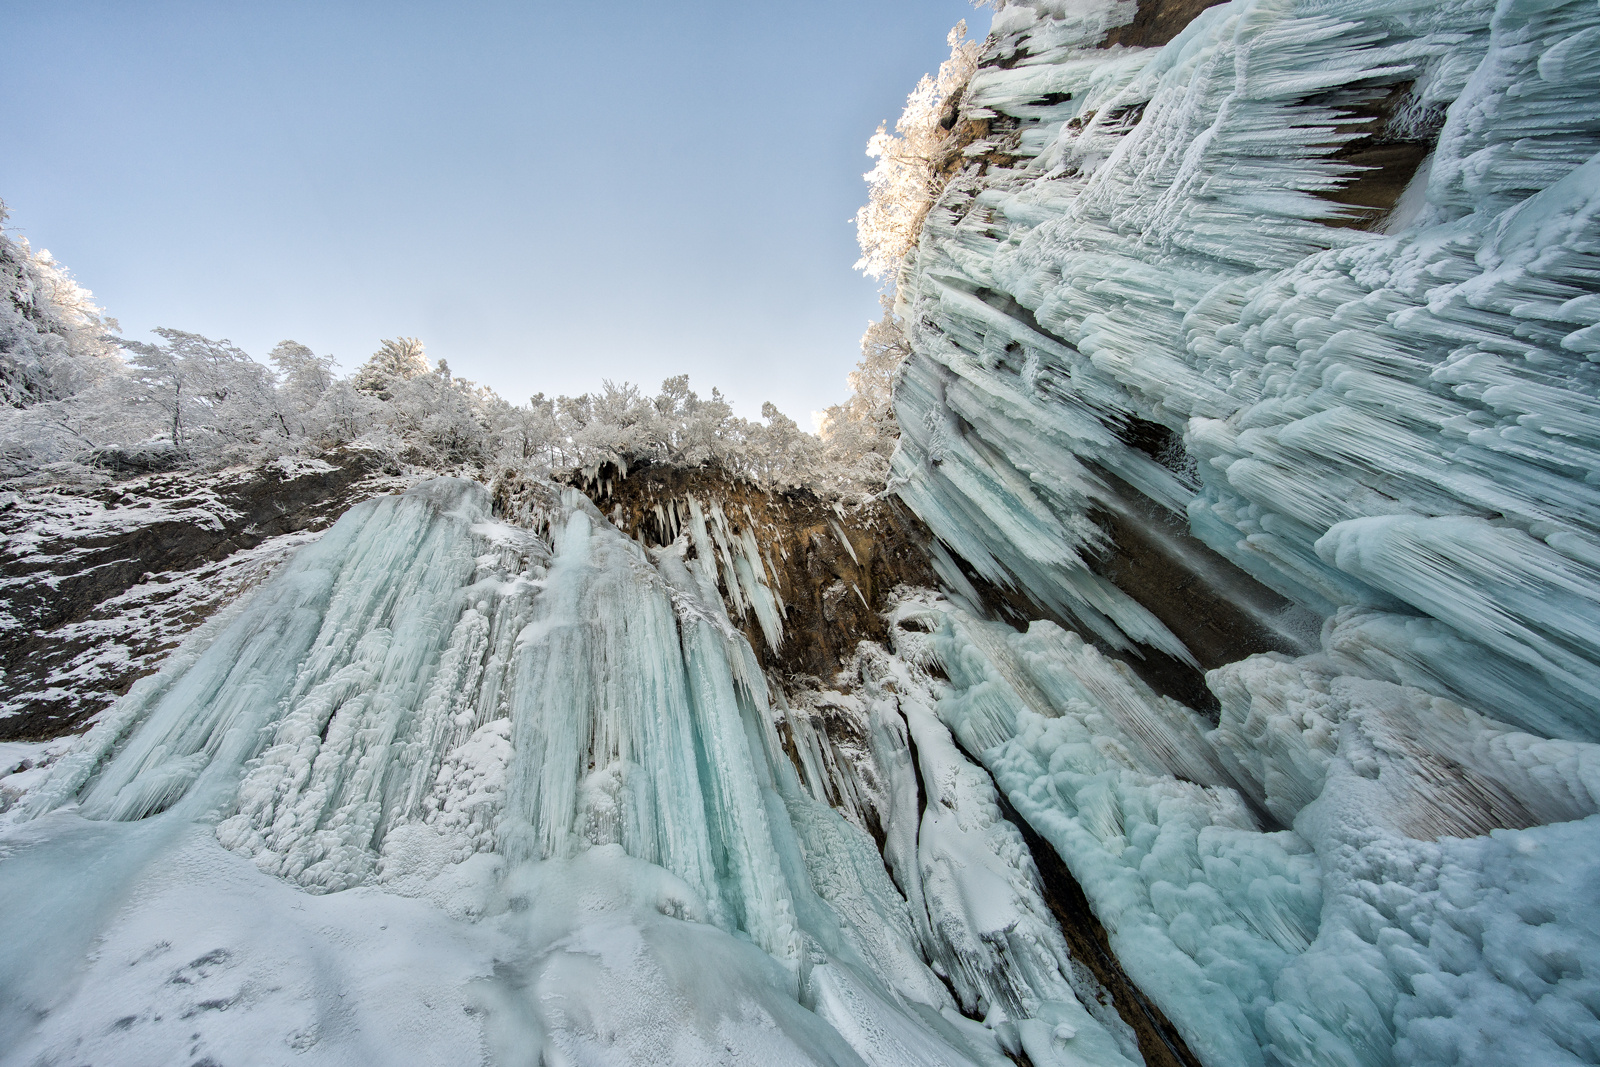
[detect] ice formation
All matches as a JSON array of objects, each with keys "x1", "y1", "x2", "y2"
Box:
[
  {"x1": 0, "y1": 480, "x2": 1142, "y2": 1066},
  {"x1": 4, "y1": 0, "x2": 1600, "y2": 1062},
  {"x1": 893, "y1": 0, "x2": 1600, "y2": 732},
  {"x1": 883, "y1": 0, "x2": 1600, "y2": 1063},
  {"x1": 901, "y1": 597, "x2": 1600, "y2": 1066}
]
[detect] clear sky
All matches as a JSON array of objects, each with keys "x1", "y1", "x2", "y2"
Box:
[{"x1": 0, "y1": 0, "x2": 984, "y2": 425}]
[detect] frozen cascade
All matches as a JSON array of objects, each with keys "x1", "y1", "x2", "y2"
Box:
[
  {"x1": 3, "y1": 0, "x2": 1599, "y2": 1060},
  {"x1": 902, "y1": 595, "x2": 1600, "y2": 1067},
  {"x1": 0, "y1": 478, "x2": 1144, "y2": 1067},
  {"x1": 881, "y1": 0, "x2": 1600, "y2": 1063},
  {"x1": 556, "y1": 461, "x2": 926, "y2": 683}
]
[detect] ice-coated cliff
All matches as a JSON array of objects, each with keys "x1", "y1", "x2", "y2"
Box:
[
  {"x1": 887, "y1": 0, "x2": 1600, "y2": 1063},
  {"x1": 894, "y1": 0, "x2": 1600, "y2": 728},
  {"x1": 0, "y1": 479, "x2": 1147, "y2": 1066}
]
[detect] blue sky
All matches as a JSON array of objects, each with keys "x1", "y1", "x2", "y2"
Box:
[{"x1": 0, "y1": 1, "x2": 984, "y2": 424}]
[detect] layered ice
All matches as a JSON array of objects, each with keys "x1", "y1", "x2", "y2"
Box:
[
  {"x1": 894, "y1": 594, "x2": 1600, "y2": 1067},
  {"x1": 891, "y1": 0, "x2": 1600, "y2": 738},
  {"x1": 0, "y1": 478, "x2": 1142, "y2": 1066},
  {"x1": 882, "y1": 0, "x2": 1600, "y2": 1064}
]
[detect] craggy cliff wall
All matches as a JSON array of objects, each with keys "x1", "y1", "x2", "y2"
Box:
[{"x1": 881, "y1": 0, "x2": 1600, "y2": 1063}]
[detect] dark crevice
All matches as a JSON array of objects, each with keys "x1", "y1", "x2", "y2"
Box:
[
  {"x1": 1081, "y1": 467, "x2": 1321, "y2": 663},
  {"x1": 971, "y1": 287, "x2": 1078, "y2": 355},
  {"x1": 1309, "y1": 81, "x2": 1445, "y2": 229},
  {"x1": 943, "y1": 731, "x2": 1205, "y2": 1067},
  {"x1": 930, "y1": 525, "x2": 1225, "y2": 714},
  {"x1": 1102, "y1": 101, "x2": 1148, "y2": 131},
  {"x1": 992, "y1": 47, "x2": 1033, "y2": 71},
  {"x1": 903, "y1": 715, "x2": 931, "y2": 840},
  {"x1": 1113, "y1": 415, "x2": 1180, "y2": 466},
  {"x1": 558, "y1": 460, "x2": 939, "y2": 682},
  {"x1": 1099, "y1": 0, "x2": 1231, "y2": 49}
]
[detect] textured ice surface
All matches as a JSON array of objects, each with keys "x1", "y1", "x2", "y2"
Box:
[
  {"x1": 0, "y1": 479, "x2": 1138, "y2": 1066},
  {"x1": 881, "y1": 2, "x2": 1600, "y2": 1061},
  {"x1": 891, "y1": 0, "x2": 1600, "y2": 739},
  {"x1": 898, "y1": 595, "x2": 1600, "y2": 1066}
]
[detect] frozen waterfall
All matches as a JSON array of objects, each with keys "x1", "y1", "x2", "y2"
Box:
[
  {"x1": 3, "y1": 0, "x2": 1600, "y2": 1062},
  {"x1": 0, "y1": 479, "x2": 1142, "y2": 1067}
]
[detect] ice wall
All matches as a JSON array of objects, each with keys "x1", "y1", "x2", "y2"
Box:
[
  {"x1": 898, "y1": 593, "x2": 1600, "y2": 1067},
  {"x1": 891, "y1": 0, "x2": 1600, "y2": 738},
  {"x1": 0, "y1": 479, "x2": 1142, "y2": 1067},
  {"x1": 885, "y1": 0, "x2": 1600, "y2": 1064}
]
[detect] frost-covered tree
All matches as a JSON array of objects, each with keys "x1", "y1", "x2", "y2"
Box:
[
  {"x1": 0, "y1": 209, "x2": 886, "y2": 496},
  {"x1": 303, "y1": 379, "x2": 379, "y2": 452},
  {"x1": 748, "y1": 402, "x2": 814, "y2": 490},
  {"x1": 260, "y1": 340, "x2": 339, "y2": 442},
  {"x1": 661, "y1": 378, "x2": 739, "y2": 468},
  {"x1": 379, "y1": 360, "x2": 499, "y2": 466},
  {"x1": 0, "y1": 200, "x2": 118, "y2": 408},
  {"x1": 854, "y1": 22, "x2": 981, "y2": 282},
  {"x1": 117, "y1": 329, "x2": 277, "y2": 458},
  {"x1": 353, "y1": 336, "x2": 429, "y2": 399},
  {"x1": 818, "y1": 296, "x2": 908, "y2": 488}
]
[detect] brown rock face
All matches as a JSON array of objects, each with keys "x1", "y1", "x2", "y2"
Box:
[
  {"x1": 1098, "y1": 0, "x2": 1232, "y2": 48},
  {"x1": 0, "y1": 453, "x2": 401, "y2": 740},
  {"x1": 552, "y1": 461, "x2": 938, "y2": 684}
]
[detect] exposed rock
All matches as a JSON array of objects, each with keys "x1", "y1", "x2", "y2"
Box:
[
  {"x1": 0, "y1": 452, "x2": 406, "y2": 739},
  {"x1": 549, "y1": 461, "x2": 939, "y2": 684}
]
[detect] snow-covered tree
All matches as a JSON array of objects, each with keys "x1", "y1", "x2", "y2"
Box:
[
  {"x1": 303, "y1": 379, "x2": 380, "y2": 452},
  {"x1": 270, "y1": 339, "x2": 334, "y2": 406},
  {"x1": 116, "y1": 329, "x2": 276, "y2": 458},
  {"x1": 0, "y1": 200, "x2": 118, "y2": 408},
  {"x1": 353, "y1": 336, "x2": 429, "y2": 399},
  {"x1": 0, "y1": 215, "x2": 891, "y2": 496},
  {"x1": 854, "y1": 22, "x2": 981, "y2": 282}
]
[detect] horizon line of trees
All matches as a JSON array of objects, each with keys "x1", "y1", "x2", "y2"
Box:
[
  {"x1": 3, "y1": 11, "x2": 985, "y2": 505},
  {"x1": 1, "y1": 12, "x2": 990, "y2": 504},
  {"x1": 0, "y1": 8, "x2": 987, "y2": 501},
  {"x1": 0, "y1": 203, "x2": 898, "y2": 499}
]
